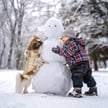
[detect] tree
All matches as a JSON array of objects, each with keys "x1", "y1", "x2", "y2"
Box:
[
  {"x1": 58, "y1": 0, "x2": 108, "y2": 70},
  {"x1": 0, "y1": 0, "x2": 61, "y2": 69},
  {"x1": 1, "y1": 0, "x2": 28, "y2": 69}
]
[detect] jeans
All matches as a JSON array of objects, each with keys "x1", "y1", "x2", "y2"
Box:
[{"x1": 70, "y1": 61, "x2": 96, "y2": 88}]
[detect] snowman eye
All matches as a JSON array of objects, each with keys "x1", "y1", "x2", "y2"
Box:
[
  {"x1": 54, "y1": 25, "x2": 57, "y2": 27},
  {"x1": 49, "y1": 25, "x2": 51, "y2": 27}
]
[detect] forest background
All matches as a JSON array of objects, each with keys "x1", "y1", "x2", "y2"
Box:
[{"x1": 0, "y1": 0, "x2": 108, "y2": 71}]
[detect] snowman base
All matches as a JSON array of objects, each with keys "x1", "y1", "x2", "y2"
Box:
[{"x1": 32, "y1": 62, "x2": 72, "y2": 96}]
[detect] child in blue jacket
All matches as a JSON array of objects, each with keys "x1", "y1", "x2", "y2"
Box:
[{"x1": 52, "y1": 28, "x2": 98, "y2": 98}]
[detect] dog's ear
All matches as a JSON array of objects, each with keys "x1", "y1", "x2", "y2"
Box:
[
  {"x1": 32, "y1": 41, "x2": 43, "y2": 49},
  {"x1": 27, "y1": 37, "x2": 43, "y2": 50},
  {"x1": 38, "y1": 41, "x2": 43, "y2": 46}
]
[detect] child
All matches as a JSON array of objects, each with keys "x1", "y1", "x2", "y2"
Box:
[{"x1": 52, "y1": 27, "x2": 98, "y2": 98}]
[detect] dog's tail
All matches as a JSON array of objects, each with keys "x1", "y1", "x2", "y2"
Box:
[{"x1": 16, "y1": 73, "x2": 24, "y2": 93}]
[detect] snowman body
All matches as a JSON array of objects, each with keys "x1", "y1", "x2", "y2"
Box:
[{"x1": 32, "y1": 18, "x2": 72, "y2": 95}]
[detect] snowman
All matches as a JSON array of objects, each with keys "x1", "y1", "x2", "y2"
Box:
[{"x1": 32, "y1": 18, "x2": 72, "y2": 95}]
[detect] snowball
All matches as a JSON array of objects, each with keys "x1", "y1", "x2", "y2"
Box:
[
  {"x1": 32, "y1": 62, "x2": 72, "y2": 95},
  {"x1": 41, "y1": 38, "x2": 65, "y2": 63},
  {"x1": 39, "y1": 17, "x2": 64, "y2": 39}
]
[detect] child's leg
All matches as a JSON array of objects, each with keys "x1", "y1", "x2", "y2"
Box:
[
  {"x1": 69, "y1": 64, "x2": 84, "y2": 97},
  {"x1": 70, "y1": 62, "x2": 87, "y2": 88},
  {"x1": 71, "y1": 68, "x2": 83, "y2": 88},
  {"x1": 83, "y1": 62, "x2": 97, "y2": 96},
  {"x1": 83, "y1": 63, "x2": 96, "y2": 87}
]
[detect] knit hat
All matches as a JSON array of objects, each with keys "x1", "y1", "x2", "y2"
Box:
[{"x1": 62, "y1": 27, "x2": 76, "y2": 38}]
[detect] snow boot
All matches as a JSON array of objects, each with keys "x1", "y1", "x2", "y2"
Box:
[
  {"x1": 84, "y1": 87, "x2": 98, "y2": 96},
  {"x1": 68, "y1": 88, "x2": 82, "y2": 98}
]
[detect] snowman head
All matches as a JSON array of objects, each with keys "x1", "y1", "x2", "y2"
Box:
[{"x1": 39, "y1": 18, "x2": 64, "y2": 39}]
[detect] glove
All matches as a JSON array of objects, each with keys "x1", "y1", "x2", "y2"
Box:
[{"x1": 52, "y1": 46, "x2": 60, "y2": 54}]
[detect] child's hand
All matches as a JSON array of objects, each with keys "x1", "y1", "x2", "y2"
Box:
[{"x1": 52, "y1": 46, "x2": 60, "y2": 54}]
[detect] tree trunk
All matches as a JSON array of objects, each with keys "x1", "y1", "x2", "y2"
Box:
[
  {"x1": 16, "y1": 51, "x2": 22, "y2": 69},
  {"x1": 0, "y1": 36, "x2": 6, "y2": 67},
  {"x1": 7, "y1": 31, "x2": 15, "y2": 69},
  {"x1": 16, "y1": 9, "x2": 24, "y2": 70},
  {"x1": 93, "y1": 59, "x2": 98, "y2": 71}
]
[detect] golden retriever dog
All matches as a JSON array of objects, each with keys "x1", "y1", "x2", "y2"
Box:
[{"x1": 16, "y1": 36, "x2": 45, "y2": 93}]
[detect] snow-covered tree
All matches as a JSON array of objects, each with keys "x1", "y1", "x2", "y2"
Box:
[
  {"x1": 0, "y1": 0, "x2": 60, "y2": 69},
  {"x1": 58, "y1": 0, "x2": 108, "y2": 70}
]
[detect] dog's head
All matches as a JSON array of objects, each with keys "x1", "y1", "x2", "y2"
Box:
[{"x1": 27, "y1": 37, "x2": 43, "y2": 51}]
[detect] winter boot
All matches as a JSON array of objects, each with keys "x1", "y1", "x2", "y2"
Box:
[
  {"x1": 84, "y1": 87, "x2": 98, "y2": 96},
  {"x1": 68, "y1": 88, "x2": 82, "y2": 98}
]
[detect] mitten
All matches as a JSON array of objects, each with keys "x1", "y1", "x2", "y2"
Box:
[{"x1": 52, "y1": 46, "x2": 60, "y2": 54}]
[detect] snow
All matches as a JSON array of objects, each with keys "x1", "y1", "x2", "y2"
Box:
[
  {"x1": 32, "y1": 18, "x2": 72, "y2": 95},
  {"x1": 39, "y1": 17, "x2": 64, "y2": 39},
  {"x1": 41, "y1": 38, "x2": 65, "y2": 63},
  {"x1": 0, "y1": 69, "x2": 108, "y2": 108},
  {"x1": 1, "y1": 16, "x2": 108, "y2": 108},
  {"x1": 32, "y1": 62, "x2": 72, "y2": 95}
]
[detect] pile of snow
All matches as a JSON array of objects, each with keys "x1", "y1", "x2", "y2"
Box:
[
  {"x1": 32, "y1": 62, "x2": 72, "y2": 95},
  {"x1": 0, "y1": 69, "x2": 108, "y2": 108},
  {"x1": 41, "y1": 38, "x2": 65, "y2": 62},
  {"x1": 32, "y1": 38, "x2": 72, "y2": 95},
  {"x1": 39, "y1": 17, "x2": 64, "y2": 39},
  {"x1": 32, "y1": 18, "x2": 72, "y2": 95}
]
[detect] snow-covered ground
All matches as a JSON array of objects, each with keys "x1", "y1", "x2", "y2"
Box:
[{"x1": 0, "y1": 69, "x2": 108, "y2": 108}]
